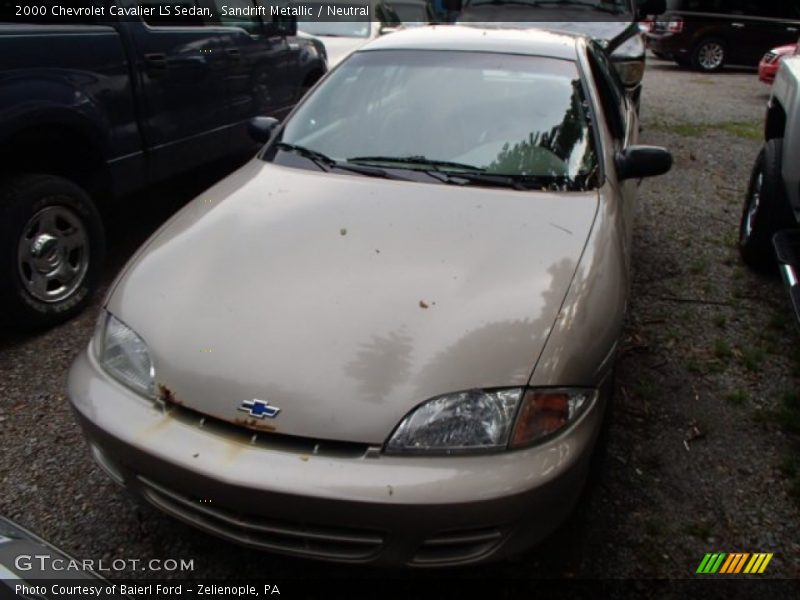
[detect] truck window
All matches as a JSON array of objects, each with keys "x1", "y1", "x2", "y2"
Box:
[
  {"x1": 137, "y1": 1, "x2": 207, "y2": 27},
  {"x1": 1, "y1": 0, "x2": 100, "y2": 24},
  {"x1": 210, "y1": 0, "x2": 264, "y2": 34}
]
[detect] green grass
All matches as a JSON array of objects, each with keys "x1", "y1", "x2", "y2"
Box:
[
  {"x1": 635, "y1": 381, "x2": 659, "y2": 403},
  {"x1": 776, "y1": 391, "x2": 800, "y2": 435},
  {"x1": 713, "y1": 339, "x2": 733, "y2": 360},
  {"x1": 726, "y1": 389, "x2": 748, "y2": 406},
  {"x1": 739, "y1": 347, "x2": 766, "y2": 372},
  {"x1": 713, "y1": 314, "x2": 727, "y2": 329},
  {"x1": 686, "y1": 356, "x2": 704, "y2": 375}
]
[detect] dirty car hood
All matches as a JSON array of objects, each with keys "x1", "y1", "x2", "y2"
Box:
[{"x1": 107, "y1": 161, "x2": 598, "y2": 445}]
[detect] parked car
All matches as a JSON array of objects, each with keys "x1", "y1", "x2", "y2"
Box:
[
  {"x1": 759, "y1": 42, "x2": 799, "y2": 84},
  {"x1": 297, "y1": 0, "x2": 403, "y2": 67},
  {"x1": 739, "y1": 55, "x2": 800, "y2": 321},
  {"x1": 393, "y1": 0, "x2": 438, "y2": 26},
  {"x1": 646, "y1": 0, "x2": 800, "y2": 72},
  {"x1": 0, "y1": 5, "x2": 326, "y2": 330},
  {"x1": 68, "y1": 25, "x2": 671, "y2": 567},
  {"x1": 456, "y1": 0, "x2": 668, "y2": 109}
]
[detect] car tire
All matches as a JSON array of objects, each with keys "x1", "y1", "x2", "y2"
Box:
[
  {"x1": 691, "y1": 38, "x2": 726, "y2": 72},
  {"x1": 738, "y1": 139, "x2": 793, "y2": 272},
  {"x1": 0, "y1": 174, "x2": 105, "y2": 329}
]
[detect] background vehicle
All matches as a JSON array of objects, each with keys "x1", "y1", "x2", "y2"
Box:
[
  {"x1": 0, "y1": 2, "x2": 326, "y2": 329},
  {"x1": 739, "y1": 56, "x2": 800, "y2": 323},
  {"x1": 646, "y1": 0, "x2": 800, "y2": 72},
  {"x1": 759, "y1": 42, "x2": 799, "y2": 84},
  {"x1": 456, "y1": 0, "x2": 667, "y2": 109},
  {"x1": 298, "y1": 0, "x2": 403, "y2": 67},
  {"x1": 393, "y1": 0, "x2": 438, "y2": 26}
]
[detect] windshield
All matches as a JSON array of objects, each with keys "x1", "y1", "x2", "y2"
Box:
[
  {"x1": 298, "y1": 5, "x2": 371, "y2": 38},
  {"x1": 275, "y1": 50, "x2": 597, "y2": 188},
  {"x1": 464, "y1": 0, "x2": 631, "y2": 13}
]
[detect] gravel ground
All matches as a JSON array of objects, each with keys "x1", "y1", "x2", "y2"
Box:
[{"x1": 1, "y1": 58, "x2": 799, "y2": 586}]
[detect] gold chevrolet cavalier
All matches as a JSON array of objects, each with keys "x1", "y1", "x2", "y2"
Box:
[{"x1": 67, "y1": 25, "x2": 671, "y2": 567}]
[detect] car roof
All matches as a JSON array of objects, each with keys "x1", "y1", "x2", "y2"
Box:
[{"x1": 359, "y1": 25, "x2": 582, "y2": 60}]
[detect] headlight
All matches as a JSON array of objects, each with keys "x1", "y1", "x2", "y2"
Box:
[
  {"x1": 385, "y1": 388, "x2": 595, "y2": 455},
  {"x1": 94, "y1": 312, "x2": 155, "y2": 399}
]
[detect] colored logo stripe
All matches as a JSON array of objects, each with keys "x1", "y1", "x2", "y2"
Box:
[
  {"x1": 697, "y1": 553, "x2": 726, "y2": 573},
  {"x1": 697, "y1": 552, "x2": 773, "y2": 574}
]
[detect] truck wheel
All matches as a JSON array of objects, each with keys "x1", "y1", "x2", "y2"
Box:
[
  {"x1": 691, "y1": 38, "x2": 726, "y2": 72},
  {"x1": 0, "y1": 174, "x2": 105, "y2": 329},
  {"x1": 739, "y1": 139, "x2": 793, "y2": 272}
]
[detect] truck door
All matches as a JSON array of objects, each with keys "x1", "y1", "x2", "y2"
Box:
[
  {"x1": 207, "y1": 0, "x2": 297, "y2": 133},
  {"x1": 116, "y1": 0, "x2": 231, "y2": 182}
]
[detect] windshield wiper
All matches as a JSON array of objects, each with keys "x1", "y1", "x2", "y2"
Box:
[
  {"x1": 276, "y1": 143, "x2": 408, "y2": 180},
  {"x1": 276, "y1": 142, "x2": 336, "y2": 170},
  {"x1": 347, "y1": 155, "x2": 483, "y2": 172},
  {"x1": 348, "y1": 155, "x2": 572, "y2": 190},
  {"x1": 443, "y1": 172, "x2": 582, "y2": 191}
]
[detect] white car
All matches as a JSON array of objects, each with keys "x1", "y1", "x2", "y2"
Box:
[{"x1": 298, "y1": 0, "x2": 403, "y2": 66}]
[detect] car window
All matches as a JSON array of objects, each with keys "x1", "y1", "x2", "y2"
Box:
[
  {"x1": 210, "y1": 0, "x2": 263, "y2": 34},
  {"x1": 278, "y1": 50, "x2": 598, "y2": 187},
  {"x1": 587, "y1": 45, "x2": 626, "y2": 141}
]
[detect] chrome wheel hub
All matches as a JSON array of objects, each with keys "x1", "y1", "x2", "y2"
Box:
[
  {"x1": 698, "y1": 43, "x2": 724, "y2": 70},
  {"x1": 17, "y1": 206, "x2": 90, "y2": 303}
]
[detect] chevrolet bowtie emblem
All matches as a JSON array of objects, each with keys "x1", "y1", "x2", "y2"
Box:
[{"x1": 238, "y1": 399, "x2": 280, "y2": 419}]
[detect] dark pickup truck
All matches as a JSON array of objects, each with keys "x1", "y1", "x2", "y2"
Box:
[{"x1": 0, "y1": 1, "x2": 327, "y2": 328}]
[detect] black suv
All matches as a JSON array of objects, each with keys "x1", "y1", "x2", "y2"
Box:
[{"x1": 646, "y1": 0, "x2": 800, "y2": 71}]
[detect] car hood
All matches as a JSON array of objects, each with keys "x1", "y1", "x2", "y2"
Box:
[
  {"x1": 315, "y1": 35, "x2": 370, "y2": 66},
  {"x1": 107, "y1": 161, "x2": 598, "y2": 445}
]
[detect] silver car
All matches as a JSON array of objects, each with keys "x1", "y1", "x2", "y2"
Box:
[{"x1": 67, "y1": 26, "x2": 671, "y2": 567}]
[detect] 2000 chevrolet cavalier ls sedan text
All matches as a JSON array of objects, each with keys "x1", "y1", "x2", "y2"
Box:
[{"x1": 68, "y1": 26, "x2": 672, "y2": 566}]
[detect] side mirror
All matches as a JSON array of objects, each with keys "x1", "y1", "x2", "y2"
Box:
[
  {"x1": 248, "y1": 116, "x2": 280, "y2": 143},
  {"x1": 273, "y1": 15, "x2": 297, "y2": 36},
  {"x1": 616, "y1": 145, "x2": 672, "y2": 180},
  {"x1": 636, "y1": 0, "x2": 666, "y2": 18}
]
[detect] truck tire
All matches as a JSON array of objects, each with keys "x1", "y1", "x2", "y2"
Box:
[
  {"x1": 691, "y1": 38, "x2": 726, "y2": 72},
  {"x1": 739, "y1": 139, "x2": 793, "y2": 272},
  {"x1": 0, "y1": 174, "x2": 105, "y2": 329}
]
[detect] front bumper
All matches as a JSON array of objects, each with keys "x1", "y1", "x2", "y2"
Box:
[{"x1": 67, "y1": 348, "x2": 606, "y2": 567}]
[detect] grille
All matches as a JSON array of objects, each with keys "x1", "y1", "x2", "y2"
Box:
[
  {"x1": 163, "y1": 402, "x2": 372, "y2": 459},
  {"x1": 138, "y1": 476, "x2": 385, "y2": 561},
  {"x1": 411, "y1": 527, "x2": 504, "y2": 565}
]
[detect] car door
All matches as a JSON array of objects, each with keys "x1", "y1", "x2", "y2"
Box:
[{"x1": 117, "y1": 0, "x2": 231, "y2": 183}]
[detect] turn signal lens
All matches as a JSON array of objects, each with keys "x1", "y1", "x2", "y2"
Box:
[{"x1": 510, "y1": 389, "x2": 595, "y2": 448}]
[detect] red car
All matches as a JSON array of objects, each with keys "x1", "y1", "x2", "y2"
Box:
[{"x1": 759, "y1": 44, "x2": 799, "y2": 84}]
